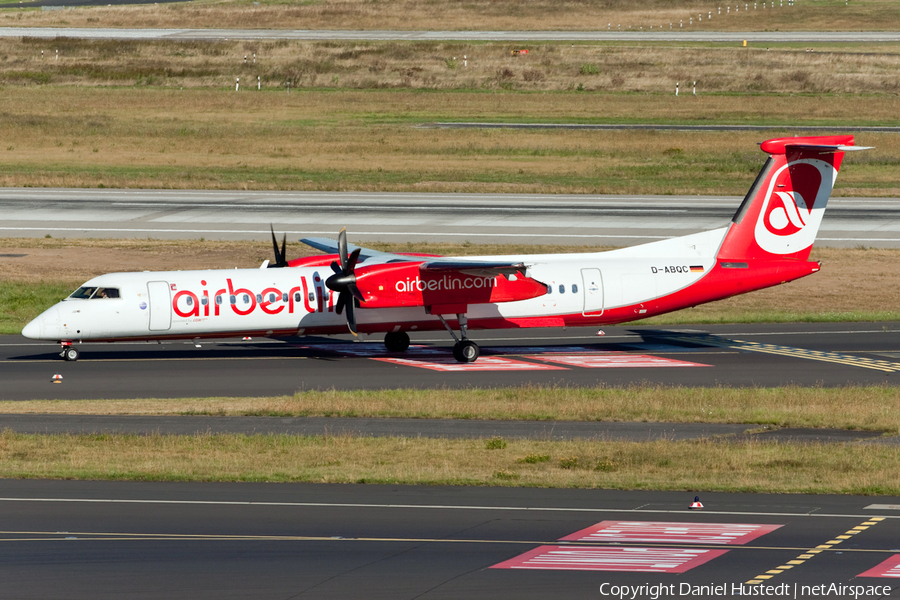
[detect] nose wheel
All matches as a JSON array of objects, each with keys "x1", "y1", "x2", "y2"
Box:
[
  {"x1": 60, "y1": 344, "x2": 80, "y2": 361},
  {"x1": 437, "y1": 313, "x2": 480, "y2": 363}
]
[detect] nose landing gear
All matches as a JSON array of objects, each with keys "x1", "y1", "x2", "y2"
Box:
[{"x1": 60, "y1": 342, "x2": 80, "y2": 361}]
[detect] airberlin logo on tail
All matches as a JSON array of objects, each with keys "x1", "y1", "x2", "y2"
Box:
[{"x1": 754, "y1": 158, "x2": 836, "y2": 255}]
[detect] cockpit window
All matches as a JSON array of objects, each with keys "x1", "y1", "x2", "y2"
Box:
[
  {"x1": 69, "y1": 286, "x2": 97, "y2": 299},
  {"x1": 68, "y1": 286, "x2": 120, "y2": 299}
]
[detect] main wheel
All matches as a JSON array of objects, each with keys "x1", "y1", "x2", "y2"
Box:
[
  {"x1": 384, "y1": 331, "x2": 410, "y2": 353},
  {"x1": 63, "y1": 347, "x2": 80, "y2": 361},
  {"x1": 453, "y1": 340, "x2": 479, "y2": 363}
]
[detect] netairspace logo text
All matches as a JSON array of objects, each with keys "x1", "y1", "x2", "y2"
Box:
[{"x1": 598, "y1": 582, "x2": 893, "y2": 599}]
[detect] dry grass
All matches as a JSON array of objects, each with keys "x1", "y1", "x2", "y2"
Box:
[
  {"x1": 4, "y1": 37, "x2": 900, "y2": 95},
  {"x1": 0, "y1": 431, "x2": 896, "y2": 493},
  {"x1": 2, "y1": 0, "x2": 899, "y2": 33},
  {"x1": 2, "y1": 385, "x2": 899, "y2": 433},
  {"x1": 0, "y1": 87, "x2": 896, "y2": 194}
]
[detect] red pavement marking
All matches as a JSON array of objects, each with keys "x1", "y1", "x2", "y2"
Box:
[
  {"x1": 525, "y1": 354, "x2": 711, "y2": 368},
  {"x1": 490, "y1": 545, "x2": 728, "y2": 573},
  {"x1": 559, "y1": 521, "x2": 782, "y2": 545},
  {"x1": 371, "y1": 356, "x2": 568, "y2": 372},
  {"x1": 858, "y1": 554, "x2": 900, "y2": 578}
]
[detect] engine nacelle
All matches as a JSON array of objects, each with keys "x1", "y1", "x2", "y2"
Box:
[{"x1": 354, "y1": 262, "x2": 547, "y2": 309}]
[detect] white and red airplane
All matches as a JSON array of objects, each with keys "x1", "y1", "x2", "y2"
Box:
[{"x1": 23, "y1": 135, "x2": 867, "y2": 362}]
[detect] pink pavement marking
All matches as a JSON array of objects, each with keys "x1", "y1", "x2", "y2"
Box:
[
  {"x1": 525, "y1": 354, "x2": 711, "y2": 368},
  {"x1": 559, "y1": 521, "x2": 782, "y2": 545},
  {"x1": 490, "y1": 545, "x2": 728, "y2": 573},
  {"x1": 371, "y1": 356, "x2": 567, "y2": 372},
  {"x1": 858, "y1": 554, "x2": 900, "y2": 578}
]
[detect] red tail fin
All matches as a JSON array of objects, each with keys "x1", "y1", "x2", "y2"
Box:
[{"x1": 717, "y1": 135, "x2": 861, "y2": 262}]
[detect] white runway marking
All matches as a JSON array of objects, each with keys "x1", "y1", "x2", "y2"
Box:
[{"x1": 0, "y1": 497, "x2": 896, "y2": 519}]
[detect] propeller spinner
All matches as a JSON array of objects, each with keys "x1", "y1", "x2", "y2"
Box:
[{"x1": 325, "y1": 229, "x2": 364, "y2": 335}]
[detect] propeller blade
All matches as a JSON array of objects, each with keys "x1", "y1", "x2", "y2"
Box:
[
  {"x1": 338, "y1": 228, "x2": 348, "y2": 272},
  {"x1": 335, "y1": 291, "x2": 347, "y2": 315},
  {"x1": 345, "y1": 297, "x2": 358, "y2": 336},
  {"x1": 346, "y1": 248, "x2": 361, "y2": 273},
  {"x1": 268, "y1": 225, "x2": 287, "y2": 268},
  {"x1": 348, "y1": 282, "x2": 364, "y2": 303},
  {"x1": 330, "y1": 261, "x2": 342, "y2": 276}
]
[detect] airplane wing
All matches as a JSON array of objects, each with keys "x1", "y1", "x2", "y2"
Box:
[
  {"x1": 300, "y1": 237, "x2": 408, "y2": 264},
  {"x1": 300, "y1": 237, "x2": 531, "y2": 277}
]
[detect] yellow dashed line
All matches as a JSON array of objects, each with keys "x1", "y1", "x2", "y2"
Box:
[
  {"x1": 746, "y1": 518, "x2": 886, "y2": 585},
  {"x1": 663, "y1": 334, "x2": 900, "y2": 373}
]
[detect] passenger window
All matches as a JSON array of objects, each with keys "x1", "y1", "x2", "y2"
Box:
[
  {"x1": 186, "y1": 296, "x2": 193, "y2": 306},
  {"x1": 229, "y1": 295, "x2": 236, "y2": 304},
  {"x1": 294, "y1": 292, "x2": 302, "y2": 302},
  {"x1": 216, "y1": 296, "x2": 222, "y2": 305},
  {"x1": 282, "y1": 293, "x2": 288, "y2": 303},
  {"x1": 572, "y1": 284, "x2": 578, "y2": 293},
  {"x1": 243, "y1": 294, "x2": 250, "y2": 303},
  {"x1": 308, "y1": 292, "x2": 315, "y2": 302},
  {"x1": 269, "y1": 293, "x2": 276, "y2": 303},
  {"x1": 546, "y1": 285, "x2": 552, "y2": 294},
  {"x1": 256, "y1": 294, "x2": 262, "y2": 303},
  {"x1": 559, "y1": 284, "x2": 565, "y2": 294},
  {"x1": 201, "y1": 297, "x2": 208, "y2": 306}
]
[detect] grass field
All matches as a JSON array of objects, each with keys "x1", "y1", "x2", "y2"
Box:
[
  {"x1": 0, "y1": 87, "x2": 897, "y2": 194},
  {"x1": 0, "y1": 431, "x2": 896, "y2": 494},
  {"x1": 2, "y1": 0, "x2": 899, "y2": 33},
  {"x1": 4, "y1": 385, "x2": 899, "y2": 432}
]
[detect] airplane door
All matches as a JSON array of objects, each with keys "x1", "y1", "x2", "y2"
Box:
[
  {"x1": 581, "y1": 268, "x2": 603, "y2": 316},
  {"x1": 147, "y1": 281, "x2": 172, "y2": 331}
]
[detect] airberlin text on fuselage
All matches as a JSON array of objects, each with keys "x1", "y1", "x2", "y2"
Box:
[
  {"x1": 395, "y1": 275, "x2": 497, "y2": 293},
  {"x1": 172, "y1": 277, "x2": 321, "y2": 318}
]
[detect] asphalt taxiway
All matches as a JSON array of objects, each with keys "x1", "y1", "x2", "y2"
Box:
[
  {"x1": 1, "y1": 480, "x2": 898, "y2": 599},
  {"x1": 2, "y1": 323, "x2": 899, "y2": 401},
  {"x1": 1, "y1": 188, "x2": 898, "y2": 248}
]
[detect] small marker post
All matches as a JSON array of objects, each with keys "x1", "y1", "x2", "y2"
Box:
[
  {"x1": 690, "y1": 496, "x2": 704, "y2": 509},
  {"x1": 51, "y1": 373, "x2": 63, "y2": 384}
]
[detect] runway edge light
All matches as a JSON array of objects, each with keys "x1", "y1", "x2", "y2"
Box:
[
  {"x1": 690, "y1": 496, "x2": 704, "y2": 509},
  {"x1": 51, "y1": 373, "x2": 63, "y2": 384}
]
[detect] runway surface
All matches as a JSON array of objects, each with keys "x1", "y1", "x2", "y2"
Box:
[
  {"x1": 3, "y1": 27, "x2": 900, "y2": 43},
  {"x1": 2, "y1": 188, "x2": 899, "y2": 248},
  {"x1": 1, "y1": 479, "x2": 899, "y2": 599},
  {"x1": 3, "y1": 323, "x2": 900, "y2": 400}
]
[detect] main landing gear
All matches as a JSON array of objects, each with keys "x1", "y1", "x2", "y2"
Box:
[
  {"x1": 438, "y1": 313, "x2": 480, "y2": 363},
  {"x1": 60, "y1": 342, "x2": 80, "y2": 361},
  {"x1": 384, "y1": 330, "x2": 410, "y2": 353}
]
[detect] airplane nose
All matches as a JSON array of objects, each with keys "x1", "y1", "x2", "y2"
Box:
[
  {"x1": 21, "y1": 316, "x2": 42, "y2": 339},
  {"x1": 22, "y1": 306, "x2": 60, "y2": 340}
]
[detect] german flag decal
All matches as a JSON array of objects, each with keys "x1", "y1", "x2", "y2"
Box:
[{"x1": 690, "y1": 265, "x2": 704, "y2": 273}]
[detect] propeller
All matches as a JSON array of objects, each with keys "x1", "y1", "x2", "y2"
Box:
[
  {"x1": 325, "y1": 228, "x2": 364, "y2": 335},
  {"x1": 267, "y1": 225, "x2": 288, "y2": 268}
]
